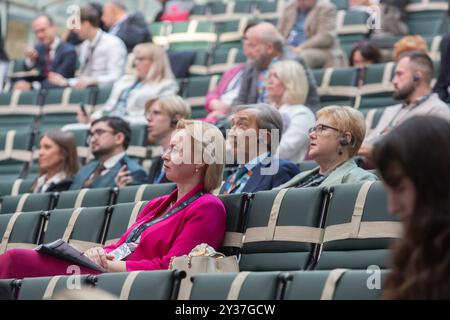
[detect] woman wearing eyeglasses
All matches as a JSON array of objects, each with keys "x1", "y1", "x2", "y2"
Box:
[
  {"x1": 77, "y1": 42, "x2": 178, "y2": 125},
  {"x1": 0, "y1": 120, "x2": 226, "y2": 278},
  {"x1": 278, "y1": 106, "x2": 377, "y2": 188}
]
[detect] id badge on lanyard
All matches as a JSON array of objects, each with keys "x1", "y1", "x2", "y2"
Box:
[{"x1": 108, "y1": 242, "x2": 138, "y2": 261}]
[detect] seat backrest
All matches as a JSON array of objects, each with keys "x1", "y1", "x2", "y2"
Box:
[
  {"x1": 0, "y1": 192, "x2": 54, "y2": 215},
  {"x1": 18, "y1": 275, "x2": 92, "y2": 300},
  {"x1": 104, "y1": 201, "x2": 148, "y2": 246},
  {"x1": 127, "y1": 124, "x2": 148, "y2": 161},
  {"x1": 315, "y1": 182, "x2": 401, "y2": 270},
  {"x1": 239, "y1": 187, "x2": 326, "y2": 271},
  {"x1": 168, "y1": 20, "x2": 217, "y2": 51},
  {"x1": 0, "y1": 130, "x2": 34, "y2": 166},
  {"x1": 42, "y1": 206, "x2": 108, "y2": 252},
  {"x1": 183, "y1": 75, "x2": 220, "y2": 118},
  {"x1": 314, "y1": 67, "x2": 358, "y2": 107},
  {"x1": 55, "y1": 188, "x2": 112, "y2": 209},
  {"x1": 0, "y1": 178, "x2": 34, "y2": 197},
  {"x1": 0, "y1": 279, "x2": 16, "y2": 300},
  {"x1": 115, "y1": 183, "x2": 176, "y2": 204},
  {"x1": 95, "y1": 270, "x2": 179, "y2": 300},
  {"x1": 284, "y1": 269, "x2": 388, "y2": 300},
  {"x1": 0, "y1": 211, "x2": 43, "y2": 254},
  {"x1": 217, "y1": 193, "x2": 249, "y2": 256},
  {"x1": 190, "y1": 271, "x2": 282, "y2": 300}
]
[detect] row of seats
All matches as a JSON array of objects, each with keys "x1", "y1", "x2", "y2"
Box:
[
  {"x1": 0, "y1": 181, "x2": 401, "y2": 271},
  {"x1": 0, "y1": 268, "x2": 387, "y2": 300}
]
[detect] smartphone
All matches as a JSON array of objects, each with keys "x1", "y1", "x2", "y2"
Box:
[
  {"x1": 80, "y1": 103, "x2": 88, "y2": 116},
  {"x1": 119, "y1": 158, "x2": 129, "y2": 171}
]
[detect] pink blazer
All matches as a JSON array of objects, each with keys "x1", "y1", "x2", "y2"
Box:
[
  {"x1": 103, "y1": 184, "x2": 226, "y2": 271},
  {"x1": 205, "y1": 64, "x2": 245, "y2": 112}
]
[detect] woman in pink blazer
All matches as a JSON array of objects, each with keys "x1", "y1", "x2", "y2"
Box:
[{"x1": 0, "y1": 120, "x2": 226, "y2": 279}]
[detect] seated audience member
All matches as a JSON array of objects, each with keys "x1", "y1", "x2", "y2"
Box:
[
  {"x1": 69, "y1": 116, "x2": 148, "y2": 190},
  {"x1": 63, "y1": 2, "x2": 106, "y2": 46},
  {"x1": 434, "y1": 34, "x2": 450, "y2": 103},
  {"x1": 392, "y1": 35, "x2": 428, "y2": 61},
  {"x1": 33, "y1": 130, "x2": 79, "y2": 193},
  {"x1": 116, "y1": 95, "x2": 191, "y2": 186},
  {"x1": 0, "y1": 120, "x2": 226, "y2": 277},
  {"x1": 373, "y1": 116, "x2": 450, "y2": 299},
  {"x1": 267, "y1": 60, "x2": 315, "y2": 163},
  {"x1": 101, "y1": 1, "x2": 152, "y2": 52},
  {"x1": 359, "y1": 51, "x2": 450, "y2": 158},
  {"x1": 278, "y1": 106, "x2": 377, "y2": 189},
  {"x1": 13, "y1": 15, "x2": 77, "y2": 91},
  {"x1": 220, "y1": 104, "x2": 300, "y2": 194},
  {"x1": 48, "y1": 5, "x2": 127, "y2": 89},
  {"x1": 234, "y1": 22, "x2": 320, "y2": 112},
  {"x1": 78, "y1": 43, "x2": 177, "y2": 125},
  {"x1": 278, "y1": 0, "x2": 343, "y2": 69},
  {"x1": 0, "y1": 36, "x2": 8, "y2": 92},
  {"x1": 376, "y1": 0, "x2": 408, "y2": 37},
  {"x1": 349, "y1": 41, "x2": 382, "y2": 87}
]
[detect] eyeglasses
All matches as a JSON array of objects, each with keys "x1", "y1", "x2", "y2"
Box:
[
  {"x1": 88, "y1": 129, "x2": 115, "y2": 138},
  {"x1": 308, "y1": 124, "x2": 340, "y2": 135}
]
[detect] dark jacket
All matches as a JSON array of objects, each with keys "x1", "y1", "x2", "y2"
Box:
[
  {"x1": 233, "y1": 48, "x2": 320, "y2": 113},
  {"x1": 434, "y1": 34, "x2": 450, "y2": 103},
  {"x1": 113, "y1": 13, "x2": 153, "y2": 52},
  {"x1": 69, "y1": 154, "x2": 148, "y2": 190},
  {"x1": 220, "y1": 157, "x2": 300, "y2": 194},
  {"x1": 147, "y1": 156, "x2": 171, "y2": 184},
  {"x1": 23, "y1": 41, "x2": 77, "y2": 88}
]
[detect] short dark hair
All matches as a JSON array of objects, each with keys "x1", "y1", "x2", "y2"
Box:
[
  {"x1": 80, "y1": 5, "x2": 101, "y2": 28},
  {"x1": 398, "y1": 50, "x2": 434, "y2": 84},
  {"x1": 91, "y1": 116, "x2": 131, "y2": 149},
  {"x1": 349, "y1": 41, "x2": 382, "y2": 66}
]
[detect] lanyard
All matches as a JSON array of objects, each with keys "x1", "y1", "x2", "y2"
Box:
[{"x1": 125, "y1": 191, "x2": 205, "y2": 243}]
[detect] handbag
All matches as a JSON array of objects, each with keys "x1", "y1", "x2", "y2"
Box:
[{"x1": 169, "y1": 243, "x2": 239, "y2": 300}]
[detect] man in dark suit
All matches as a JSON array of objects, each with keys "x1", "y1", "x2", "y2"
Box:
[
  {"x1": 13, "y1": 14, "x2": 77, "y2": 90},
  {"x1": 220, "y1": 104, "x2": 299, "y2": 194},
  {"x1": 434, "y1": 34, "x2": 450, "y2": 103},
  {"x1": 70, "y1": 116, "x2": 148, "y2": 190},
  {"x1": 101, "y1": 1, "x2": 152, "y2": 53}
]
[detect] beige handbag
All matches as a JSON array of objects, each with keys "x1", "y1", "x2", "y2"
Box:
[{"x1": 169, "y1": 243, "x2": 239, "y2": 300}]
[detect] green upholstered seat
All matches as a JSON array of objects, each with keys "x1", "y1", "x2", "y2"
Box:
[
  {"x1": 239, "y1": 187, "x2": 326, "y2": 271},
  {"x1": 190, "y1": 271, "x2": 283, "y2": 300},
  {"x1": 115, "y1": 183, "x2": 176, "y2": 204},
  {"x1": 54, "y1": 188, "x2": 113, "y2": 209},
  {"x1": 0, "y1": 193, "x2": 54, "y2": 215},
  {"x1": 0, "y1": 211, "x2": 43, "y2": 253},
  {"x1": 315, "y1": 182, "x2": 400, "y2": 270}
]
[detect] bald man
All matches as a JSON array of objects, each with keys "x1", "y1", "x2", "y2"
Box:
[
  {"x1": 13, "y1": 15, "x2": 77, "y2": 90},
  {"x1": 233, "y1": 22, "x2": 320, "y2": 112},
  {"x1": 102, "y1": 1, "x2": 152, "y2": 52}
]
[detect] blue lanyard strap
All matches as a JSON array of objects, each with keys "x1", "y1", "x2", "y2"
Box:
[{"x1": 125, "y1": 191, "x2": 205, "y2": 243}]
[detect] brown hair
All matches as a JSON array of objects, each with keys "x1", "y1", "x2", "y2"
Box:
[
  {"x1": 39, "y1": 130, "x2": 79, "y2": 177},
  {"x1": 373, "y1": 116, "x2": 450, "y2": 299},
  {"x1": 393, "y1": 35, "x2": 428, "y2": 61}
]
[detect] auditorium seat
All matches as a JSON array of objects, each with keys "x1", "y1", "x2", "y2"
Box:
[
  {"x1": 336, "y1": 10, "x2": 370, "y2": 57},
  {"x1": 17, "y1": 275, "x2": 92, "y2": 300},
  {"x1": 360, "y1": 107, "x2": 387, "y2": 135},
  {"x1": 283, "y1": 269, "x2": 388, "y2": 300},
  {"x1": 94, "y1": 270, "x2": 184, "y2": 300},
  {"x1": 313, "y1": 67, "x2": 358, "y2": 107},
  {"x1": 0, "y1": 178, "x2": 35, "y2": 197},
  {"x1": 216, "y1": 18, "x2": 248, "y2": 50},
  {"x1": 314, "y1": 181, "x2": 401, "y2": 270},
  {"x1": 103, "y1": 201, "x2": 148, "y2": 246},
  {"x1": 182, "y1": 75, "x2": 220, "y2": 118},
  {"x1": 62, "y1": 127, "x2": 90, "y2": 164},
  {"x1": 0, "y1": 211, "x2": 44, "y2": 254},
  {"x1": 167, "y1": 21, "x2": 217, "y2": 52},
  {"x1": 190, "y1": 271, "x2": 283, "y2": 300},
  {"x1": 217, "y1": 193, "x2": 249, "y2": 256},
  {"x1": 0, "y1": 279, "x2": 16, "y2": 300},
  {"x1": 239, "y1": 187, "x2": 326, "y2": 271},
  {"x1": 41, "y1": 206, "x2": 108, "y2": 252},
  {"x1": 0, "y1": 129, "x2": 34, "y2": 181},
  {"x1": 115, "y1": 183, "x2": 176, "y2": 204},
  {"x1": 0, "y1": 193, "x2": 54, "y2": 215},
  {"x1": 54, "y1": 188, "x2": 113, "y2": 209},
  {"x1": 127, "y1": 124, "x2": 148, "y2": 162}
]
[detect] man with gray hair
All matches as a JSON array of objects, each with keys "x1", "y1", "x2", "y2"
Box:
[
  {"x1": 233, "y1": 22, "x2": 320, "y2": 112},
  {"x1": 220, "y1": 103, "x2": 299, "y2": 194}
]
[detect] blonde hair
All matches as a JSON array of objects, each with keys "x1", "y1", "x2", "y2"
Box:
[
  {"x1": 269, "y1": 60, "x2": 309, "y2": 106},
  {"x1": 393, "y1": 35, "x2": 428, "y2": 61},
  {"x1": 316, "y1": 106, "x2": 366, "y2": 157},
  {"x1": 133, "y1": 43, "x2": 174, "y2": 83},
  {"x1": 176, "y1": 119, "x2": 225, "y2": 192},
  {"x1": 150, "y1": 95, "x2": 191, "y2": 119}
]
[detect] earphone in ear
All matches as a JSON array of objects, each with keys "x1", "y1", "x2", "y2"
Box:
[
  {"x1": 339, "y1": 137, "x2": 350, "y2": 146},
  {"x1": 170, "y1": 117, "x2": 178, "y2": 127},
  {"x1": 413, "y1": 74, "x2": 421, "y2": 83}
]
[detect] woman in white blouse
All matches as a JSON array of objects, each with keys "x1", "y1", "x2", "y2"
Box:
[
  {"x1": 33, "y1": 130, "x2": 79, "y2": 193},
  {"x1": 267, "y1": 60, "x2": 316, "y2": 163},
  {"x1": 78, "y1": 42, "x2": 178, "y2": 125}
]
